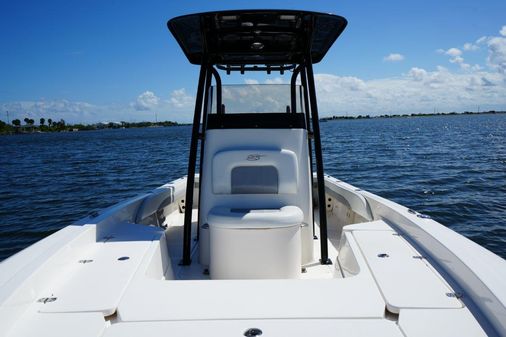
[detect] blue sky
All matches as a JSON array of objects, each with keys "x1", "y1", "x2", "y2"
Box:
[{"x1": 1, "y1": 0, "x2": 506, "y2": 123}]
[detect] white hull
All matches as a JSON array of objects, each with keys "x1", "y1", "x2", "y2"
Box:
[{"x1": 0, "y1": 175, "x2": 505, "y2": 337}]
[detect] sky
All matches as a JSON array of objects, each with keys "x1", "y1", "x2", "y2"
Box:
[{"x1": 1, "y1": 0, "x2": 506, "y2": 124}]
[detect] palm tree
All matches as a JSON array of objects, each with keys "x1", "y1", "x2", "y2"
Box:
[
  {"x1": 47, "y1": 118, "x2": 53, "y2": 127},
  {"x1": 12, "y1": 119, "x2": 21, "y2": 127},
  {"x1": 40, "y1": 118, "x2": 45, "y2": 126},
  {"x1": 24, "y1": 117, "x2": 30, "y2": 125}
]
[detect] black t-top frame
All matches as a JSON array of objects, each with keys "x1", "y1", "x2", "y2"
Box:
[{"x1": 167, "y1": 10, "x2": 348, "y2": 267}]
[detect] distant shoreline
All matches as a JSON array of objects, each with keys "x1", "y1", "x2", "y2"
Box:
[
  {"x1": 0, "y1": 120, "x2": 189, "y2": 135},
  {"x1": 320, "y1": 110, "x2": 506, "y2": 121},
  {"x1": 2, "y1": 111, "x2": 505, "y2": 135}
]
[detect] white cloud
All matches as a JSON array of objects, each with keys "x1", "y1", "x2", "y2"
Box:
[
  {"x1": 476, "y1": 36, "x2": 488, "y2": 44},
  {"x1": 500, "y1": 26, "x2": 506, "y2": 37},
  {"x1": 133, "y1": 91, "x2": 159, "y2": 111},
  {"x1": 313, "y1": 65, "x2": 506, "y2": 116},
  {"x1": 264, "y1": 77, "x2": 285, "y2": 84},
  {"x1": 244, "y1": 79, "x2": 259, "y2": 84},
  {"x1": 0, "y1": 99, "x2": 98, "y2": 124},
  {"x1": 449, "y1": 55, "x2": 464, "y2": 64},
  {"x1": 486, "y1": 36, "x2": 506, "y2": 73},
  {"x1": 383, "y1": 53, "x2": 405, "y2": 62},
  {"x1": 472, "y1": 31, "x2": 506, "y2": 74},
  {"x1": 408, "y1": 67, "x2": 428, "y2": 81},
  {"x1": 445, "y1": 48, "x2": 462, "y2": 57},
  {"x1": 169, "y1": 88, "x2": 194, "y2": 108},
  {"x1": 439, "y1": 47, "x2": 472, "y2": 68},
  {"x1": 316, "y1": 75, "x2": 366, "y2": 93},
  {"x1": 463, "y1": 42, "x2": 479, "y2": 51}
]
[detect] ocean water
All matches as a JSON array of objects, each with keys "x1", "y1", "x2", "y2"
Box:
[{"x1": 0, "y1": 114, "x2": 505, "y2": 261}]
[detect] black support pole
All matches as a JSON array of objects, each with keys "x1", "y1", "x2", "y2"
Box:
[
  {"x1": 196, "y1": 66, "x2": 213, "y2": 242},
  {"x1": 211, "y1": 67, "x2": 222, "y2": 114},
  {"x1": 290, "y1": 66, "x2": 301, "y2": 113},
  {"x1": 181, "y1": 64, "x2": 208, "y2": 265},
  {"x1": 300, "y1": 66, "x2": 317, "y2": 240},
  {"x1": 305, "y1": 58, "x2": 331, "y2": 265}
]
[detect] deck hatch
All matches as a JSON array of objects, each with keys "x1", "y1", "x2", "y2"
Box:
[{"x1": 352, "y1": 230, "x2": 463, "y2": 313}]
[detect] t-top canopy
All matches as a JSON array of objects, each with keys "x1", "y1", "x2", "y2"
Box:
[{"x1": 167, "y1": 10, "x2": 347, "y2": 66}]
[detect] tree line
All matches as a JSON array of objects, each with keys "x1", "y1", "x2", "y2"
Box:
[
  {"x1": 1, "y1": 116, "x2": 181, "y2": 134},
  {"x1": 2, "y1": 117, "x2": 67, "y2": 133},
  {"x1": 10, "y1": 117, "x2": 67, "y2": 129}
]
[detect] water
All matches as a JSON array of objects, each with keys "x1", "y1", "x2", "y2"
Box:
[{"x1": 1, "y1": 114, "x2": 505, "y2": 261}]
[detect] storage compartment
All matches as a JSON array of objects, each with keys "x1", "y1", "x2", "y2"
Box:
[
  {"x1": 351, "y1": 228, "x2": 462, "y2": 313},
  {"x1": 208, "y1": 206, "x2": 303, "y2": 279}
]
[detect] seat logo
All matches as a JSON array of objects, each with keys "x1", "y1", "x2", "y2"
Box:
[{"x1": 246, "y1": 154, "x2": 265, "y2": 161}]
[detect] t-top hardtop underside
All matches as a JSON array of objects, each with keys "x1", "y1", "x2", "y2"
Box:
[{"x1": 167, "y1": 9, "x2": 347, "y2": 67}]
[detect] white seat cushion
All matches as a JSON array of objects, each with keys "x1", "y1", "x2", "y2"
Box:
[{"x1": 208, "y1": 206, "x2": 303, "y2": 229}]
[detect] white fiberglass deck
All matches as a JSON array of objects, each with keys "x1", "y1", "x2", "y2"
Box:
[
  {"x1": 4, "y1": 215, "x2": 486, "y2": 337},
  {"x1": 1, "y1": 176, "x2": 502, "y2": 337}
]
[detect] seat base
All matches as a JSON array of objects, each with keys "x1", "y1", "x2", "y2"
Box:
[{"x1": 208, "y1": 206, "x2": 303, "y2": 279}]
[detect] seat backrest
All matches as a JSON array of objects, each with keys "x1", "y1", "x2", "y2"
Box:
[{"x1": 212, "y1": 149, "x2": 298, "y2": 195}]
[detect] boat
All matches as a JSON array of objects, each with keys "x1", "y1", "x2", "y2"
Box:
[{"x1": 1, "y1": 10, "x2": 505, "y2": 337}]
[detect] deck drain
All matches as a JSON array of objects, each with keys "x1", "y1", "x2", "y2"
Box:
[
  {"x1": 37, "y1": 297, "x2": 57, "y2": 304},
  {"x1": 377, "y1": 253, "x2": 389, "y2": 258},
  {"x1": 244, "y1": 328, "x2": 262, "y2": 337},
  {"x1": 117, "y1": 256, "x2": 130, "y2": 261},
  {"x1": 78, "y1": 259, "x2": 93, "y2": 264}
]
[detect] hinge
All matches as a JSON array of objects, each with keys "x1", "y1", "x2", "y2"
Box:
[{"x1": 178, "y1": 199, "x2": 186, "y2": 213}]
